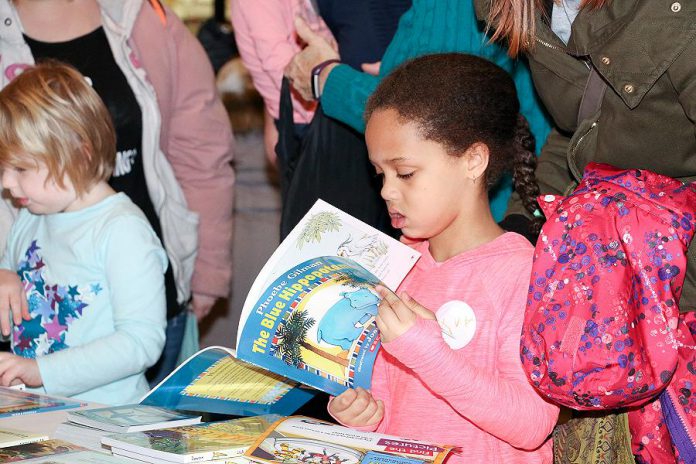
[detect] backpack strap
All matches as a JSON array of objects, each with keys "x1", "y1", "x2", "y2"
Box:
[
  {"x1": 148, "y1": 0, "x2": 167, "y2": 26},
  {"x1": 577, "y1": 65, "x2": 607, "y2": 124}
]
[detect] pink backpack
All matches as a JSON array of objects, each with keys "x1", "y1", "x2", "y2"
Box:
[{"x1": 521, "y1": 163, "x2": 696, "y2": 410}]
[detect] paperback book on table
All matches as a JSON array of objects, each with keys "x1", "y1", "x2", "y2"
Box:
[
  {"x1": 0, "y1": 427, "x2": 48, "y2": 448},
  {"x1": 0, "y1": 386, "x2": 84, "y2": 418},
  {"x1": 54, "y1": 404, "x2": 202, "y2": 451},
  {"x1": 0, "y1": 439, "x2": 87, "y2": 462},
  {"x1": 101, "y1": 415, "x2": 280, "y2": 464},
  {"x1": 244, "y1": 416, "x2": 455, "y2": 464}
]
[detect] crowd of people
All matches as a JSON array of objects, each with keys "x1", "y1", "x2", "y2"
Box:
[{"x1": 0, "y1": 0, "x2": 692, "y2": 463}]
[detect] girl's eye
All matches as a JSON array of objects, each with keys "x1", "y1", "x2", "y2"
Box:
[
  {"x1": 14, "y1": 167, "x2": 26, "y2": 173},
  {"x1": 397, "y1": 171, "x2": 414, "y2": 179}
]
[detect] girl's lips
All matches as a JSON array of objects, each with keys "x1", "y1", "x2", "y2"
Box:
[{"x1": 389, "y1": 212, "x2": 405, "y2": 229}]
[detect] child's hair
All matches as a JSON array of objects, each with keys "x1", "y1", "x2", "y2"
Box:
[
  {"x1": 0, "y1": 60, "x2": 116, "y2": 195},
  {"x1": 365, "y1": 53, "x2": 542, "y2": 233}
]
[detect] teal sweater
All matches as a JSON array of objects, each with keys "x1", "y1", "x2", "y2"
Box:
[{"x1": 321, "y1": 0, "x2": 551, "y2": 221}]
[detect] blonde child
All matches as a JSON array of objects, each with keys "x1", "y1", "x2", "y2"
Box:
[
  {"x1": 328, "y1": 54, "x2": 559, "y2": 462},
  {"x1": 0, "y1": 62, "x2": 166, "y2": 405}
]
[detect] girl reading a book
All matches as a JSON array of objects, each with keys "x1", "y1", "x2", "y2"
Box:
[
  {"x1": 327, "y1": 54, "x2": 559, "y2": 462},
  {"x1": 0, "y1": 62, "x2": 166, "y2": 405}
]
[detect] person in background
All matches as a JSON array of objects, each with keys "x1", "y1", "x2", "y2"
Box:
[
  {"x1": 0, "y1": 0, "x2": 236, "y2": 386},
  {"x1": 474, "y1": 1, "x2": 696, "y2": 461},
  {"x1": 0, "y1": 62, "x2": 166, "y2": 405},
  {"x1": 230, "y1": 0, "x2": 334, "y2": 166},
  {"x1": 285, "y1": 0, "x2": 551, "y2": 226},
  {"x1": 328, "y1": 54, "x2": 558, "y2": 462}
]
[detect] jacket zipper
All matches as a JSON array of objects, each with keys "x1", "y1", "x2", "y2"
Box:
[
  {"x1": 664, "y1": 387, "x2": 696, "y2": 459},
  {"x1": 568, "y1": 122, "x2": 597, "y2": 182},
  {"x1": 535, "y1": 37, "x2": 565, "y2": 52}
]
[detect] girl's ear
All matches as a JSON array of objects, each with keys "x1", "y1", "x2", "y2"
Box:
[{"x1": 463, "y1": 142, "x2": 490, "y2": 182}]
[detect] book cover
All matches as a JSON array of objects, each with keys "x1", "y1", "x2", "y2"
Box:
[
  {"x1": 67, "y1": 404, "x2": 201, "y2": 433},
  {"x1": 0, "y1": 439, "x2": 85, "y2": 462},
  {"x1": 244, "y1": 416, "x2": 454, "y2": 464},
  {"x1": 18, "y1": 450, "x2": 135, "y2": 463},
  {"x1": 236, "y1": 200, "x2": 420, "y2": 396},
  {"x1": 0, "y1": 386, "x2": 84, "y2": 418},
  {"x1": 140, "y1": 346, "x2": 315, "y2": 417},
  {"x1": 101, "y1": 415, "x2": 280, "y2": 463},
  {"x1": 0, "y1": 427, "x2": 48, "y2": 448},
  {"x1": 112, "y1": 446, "x2": 250, "y2": 464}
]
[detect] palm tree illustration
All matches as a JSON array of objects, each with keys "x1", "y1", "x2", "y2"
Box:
[{"x1": 275, "y1": 310, "x2": 349, "y2": 368}]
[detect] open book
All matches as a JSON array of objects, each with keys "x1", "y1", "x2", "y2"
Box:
[
  {"x1": 235, "y1": 200, "x2": 420, "y2": 396},
  {"x1": 245, "y1": 416, "x2": 454, "y2": 464},
  {"x1": 141, "y1": 200, "x2": 419, "y2": 414}
]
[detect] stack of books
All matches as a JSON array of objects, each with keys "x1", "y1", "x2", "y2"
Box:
[
  {"x1": 101, "y1": 415, "x2": 280, "y2": 464},
  {"x1": 54, "y1": 404, "x2": 202, "y2": 451}
]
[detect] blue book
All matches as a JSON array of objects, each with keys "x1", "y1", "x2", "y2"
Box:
[
  {"x1": 140, "y1": 346, "x2": 314, "y2": 416},
  {"x1": 235, "y1": 200, "x2": 420, "y2": 396},
  {"x1": 0, "y1": 387, "x2": 84, "y2": 418}
]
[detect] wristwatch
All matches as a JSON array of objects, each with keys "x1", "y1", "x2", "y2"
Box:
[{"x1": 311, "y1": 59, "x2": 340, "y2": 100}]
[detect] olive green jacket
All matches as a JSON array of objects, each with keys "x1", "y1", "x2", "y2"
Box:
[{"x1": 475, "y1": 0, "x2": 696, "y2": 310}]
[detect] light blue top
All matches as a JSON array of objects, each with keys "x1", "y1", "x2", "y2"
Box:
[
  {"x1": 551, "y1": 0, "x2": 581, "y2": 44},
  {"x1": 321, "y1": 0, "x2": 552, "y2": 221},
  {"x1": 0, "y1": 193, "x2": 167, "y2": 405}
]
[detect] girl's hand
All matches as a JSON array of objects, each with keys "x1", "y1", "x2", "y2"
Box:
[
  {"x1": 329, "y1": 387, "x2": 384, "y2": 427},
  {"x1": 0, "y1": 353, "x2": 42, "y2": 387},
  {"x1": 0, "y1": 269, "x2": 29, "y2": 337},
  {"x1": 375, "y1": 286, "x2": 435, "y2": 343}
]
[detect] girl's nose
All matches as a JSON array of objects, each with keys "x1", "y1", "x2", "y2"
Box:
[{"x1": 380, "y1": 176, "x2": 397, "y2": 201}]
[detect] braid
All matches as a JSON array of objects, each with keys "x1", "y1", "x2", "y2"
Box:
[{"x1": 512, "y1": 115, "x2": 543, "y2": 234}]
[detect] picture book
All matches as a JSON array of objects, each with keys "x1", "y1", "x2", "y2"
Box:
[
  {"x1": 112, "y1": 447, "x2": 250, "y2": 464},
  {"x1": 140, "y1": 346, "x2": 315, "y2": 417},
  {"x1": 244, "y1": 416, "x2": 455, "y2": 464},
  {"x1": 0, "y1": 386, "x2": 84, "y2": 418},
  {"x1": 0, "y1": 439, "x2": 85, "y2": 462},
  {"x1": 18, "y1": 450, "x2": 135, "y2": 463},
  {"x1": 235, "y1": 200, "x2": 420, "y2": 396},
  {"x1": 67, "y1": 404, "x2": 202, "y2": 433},
  {"x1": 0, "y1": 427, "x2": 47, "y2": 448},
  {"x1": 101, "y1": 414, "x2": 281, "y2": 464}
]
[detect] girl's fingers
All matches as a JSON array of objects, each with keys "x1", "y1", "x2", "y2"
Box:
[{"x1": 401, "y1": 292, "x2": 435, "y2": 320}]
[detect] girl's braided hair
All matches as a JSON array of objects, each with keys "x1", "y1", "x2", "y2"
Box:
[{"x1": 365, "y1": 53, "x2": 542, "y2": 234}]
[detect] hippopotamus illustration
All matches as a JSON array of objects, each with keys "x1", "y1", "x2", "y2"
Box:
[{"x1": 316, "y1": 288, "x2": 379, "y2": 350}]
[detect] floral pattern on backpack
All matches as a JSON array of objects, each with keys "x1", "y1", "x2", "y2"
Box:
[{"x1": 521, "y1": 163, "x2": 696, "y2": 410}]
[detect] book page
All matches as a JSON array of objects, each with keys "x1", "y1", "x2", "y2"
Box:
[
  {"x1": 183, "y1": 356, "x2": 294, "y2": 405},
  {"x1": 237, "y1": 200, "x2": 420, "y2": 347},
  {"x1": 141, "y1": 346, "x2": 315, "y2": 416}
]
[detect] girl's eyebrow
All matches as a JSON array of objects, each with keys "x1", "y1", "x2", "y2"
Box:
[{"x1": 386, "y1": 156, "x2": 408, "y2": 164}]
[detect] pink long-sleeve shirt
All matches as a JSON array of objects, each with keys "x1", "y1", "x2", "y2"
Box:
[
  {"x1": 231, "y1": 0, "x2": 332, "y2": 122},
  {"x1": 362, "y1": 234, "x2": 558, "y2": 463}
]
